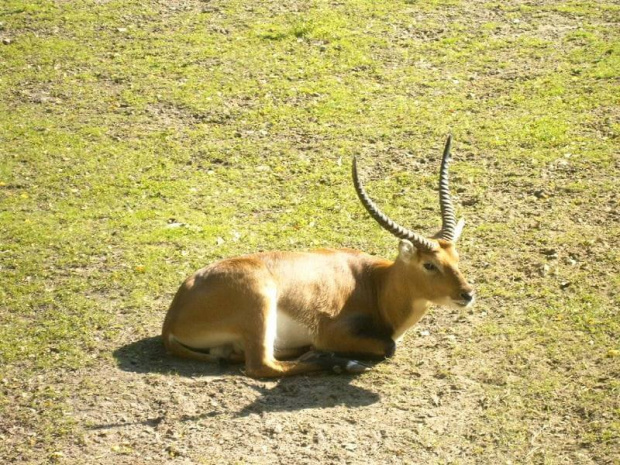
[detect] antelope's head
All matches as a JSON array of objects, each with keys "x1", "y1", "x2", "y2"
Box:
[{"x1": 353, "y1": 136, "x2": 475, "y2": 309}]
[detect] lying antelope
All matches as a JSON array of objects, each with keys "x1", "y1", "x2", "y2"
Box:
[{"x1": 162, "y1": 136, "x2": 475, "y2": 378}]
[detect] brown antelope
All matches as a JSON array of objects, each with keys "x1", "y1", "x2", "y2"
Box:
[{"x1": 162, "y1": 136, "x2": 475, "y2": 378}]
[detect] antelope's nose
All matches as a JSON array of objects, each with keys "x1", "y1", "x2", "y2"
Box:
[{"x1": 461, "y1": 290, "x2": 475, "y2": 303}]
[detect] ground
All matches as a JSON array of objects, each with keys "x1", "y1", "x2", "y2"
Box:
[{"x1": 1, "y1": 0, "x2": 619, "y2": 463}]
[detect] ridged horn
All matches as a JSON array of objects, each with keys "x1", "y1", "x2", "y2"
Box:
[
  {"x1": 352, "y1": 156, "x2": 438, "y2": 252},
  {"x1": 436, "y1": 135, "x2": 458, "y2": 241}
]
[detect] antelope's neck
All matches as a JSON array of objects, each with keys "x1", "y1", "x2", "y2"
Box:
[{"x1": 373, "y1": 261, "x2": 431, "y2": 342}]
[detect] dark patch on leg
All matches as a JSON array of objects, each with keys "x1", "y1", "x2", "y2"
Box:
[
  {"x1": 348, "y1": 314, "x2": 393, "y2": 341},
  {"x1": 384, "y1": 339, "x2": 396, "y2": 358},
  {"x1": 346, "y1": 314, "x2": 396, "y2": 358}
]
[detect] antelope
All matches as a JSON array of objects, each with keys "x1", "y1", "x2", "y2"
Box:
[{"x1": 162, "y1": 136, "x2": 475, "y2": 378}]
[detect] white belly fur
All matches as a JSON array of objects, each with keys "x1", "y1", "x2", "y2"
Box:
[
  {"x1": 172, "y1": 307, "x2": 312, "y2": 355},
  {"x1": 175, "y1": 331, "x2": 240, "y2": 349},
  {"x1": 275, "y1": 311, "x2": 314, "y2": 349}
]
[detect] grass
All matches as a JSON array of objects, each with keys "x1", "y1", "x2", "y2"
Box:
[{"x1": 1, "y1": 0, "x2": 619, "y2": 463}]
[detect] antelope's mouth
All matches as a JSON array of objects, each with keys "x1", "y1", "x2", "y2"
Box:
[{"x1": 453, "y1": 298, "x2": 475, "y2": 308}]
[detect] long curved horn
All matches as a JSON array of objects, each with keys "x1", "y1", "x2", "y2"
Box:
[
  {"x1": 436, "y1": 135, "x2": 458, "y2": 241},
  {"x1": 352, "y1": 157, "x2": 438, "y2": 252}
]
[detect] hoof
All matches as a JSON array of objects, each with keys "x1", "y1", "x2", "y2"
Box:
[
  {"x1": 344, "y1": 360, "x2": 368, "y2": 373},
  {"x1": 385, "y1": 340, "x2": 396, "y2": 358}
]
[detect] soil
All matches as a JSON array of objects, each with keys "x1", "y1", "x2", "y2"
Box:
[{"x1": 62, "y1": 310, "x2": 508, "y2": 464}]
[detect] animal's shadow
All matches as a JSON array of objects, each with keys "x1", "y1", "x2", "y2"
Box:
[
  {"x1": 114, "y1": 336, "x2": 381, "y2": 417},
  {"x1": 114, "y1": 335, "x2": 239, "y2": 377},
  {"x1": 231, "y1": 376, "x2": 380, "y2": 417}
]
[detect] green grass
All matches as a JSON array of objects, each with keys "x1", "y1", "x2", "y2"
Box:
[{"x1": 1, "y1": 0, "x2": 619, "y2": 462}]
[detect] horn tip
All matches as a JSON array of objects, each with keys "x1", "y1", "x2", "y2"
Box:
[{"x1": 442, "y1": 135, "x2": 453, "y2": 163}]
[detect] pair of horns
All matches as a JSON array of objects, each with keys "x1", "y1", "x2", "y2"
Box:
[{"x1": 353, "y1": 135, "x2": 463, "y2": 252}]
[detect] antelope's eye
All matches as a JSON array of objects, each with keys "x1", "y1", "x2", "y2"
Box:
[{"x1": 423, "y1": 263, "x2": 437, "y2": 272}]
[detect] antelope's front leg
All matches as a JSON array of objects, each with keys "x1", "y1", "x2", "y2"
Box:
[
  {"x1": 315, "y1": 315, "x2": 396, "y2": 361},
  {"x1": 297, "y1": 350, "x2": 370, "y2": 374}
]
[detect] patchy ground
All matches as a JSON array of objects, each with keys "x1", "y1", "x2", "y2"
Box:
[{"x1": 1, "y1": 0, "x2": 619, "y2": 463}]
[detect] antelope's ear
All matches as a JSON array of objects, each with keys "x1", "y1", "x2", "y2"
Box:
[
  {"x1": 398, "y1": 239, "x2": 416, "y2": 262},
  {"x1": 452, "y1": 218, "x2": 466, "y2": 243}
]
